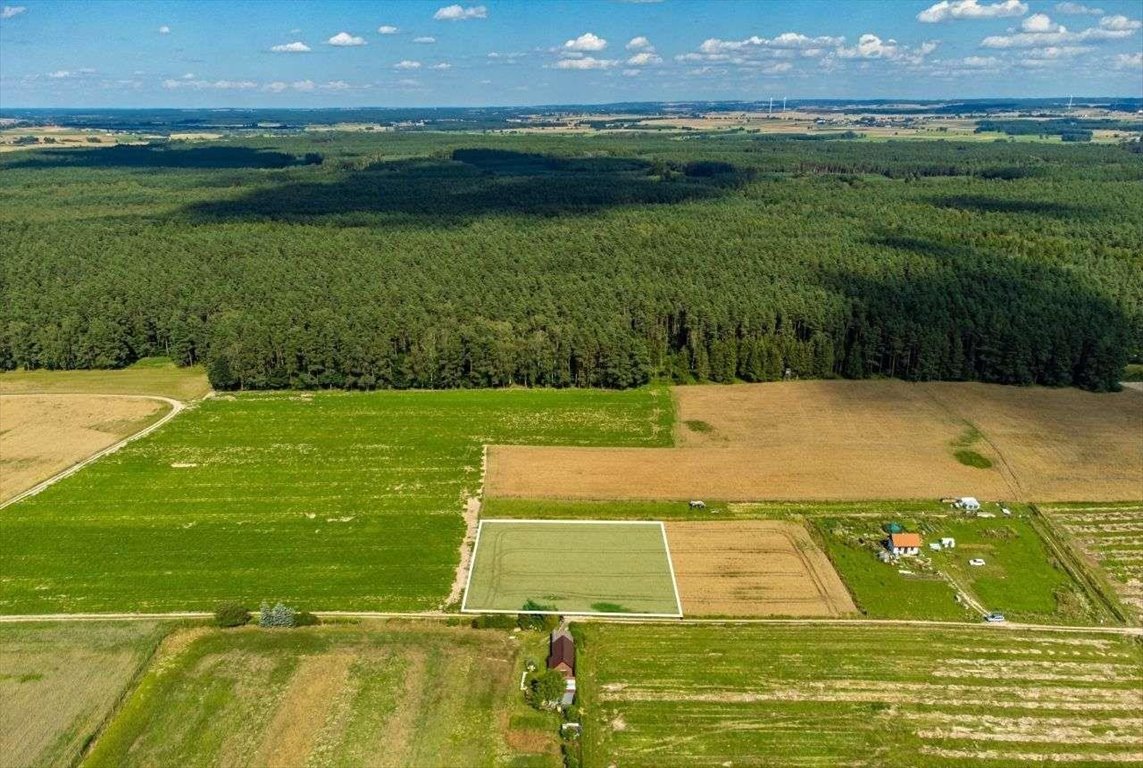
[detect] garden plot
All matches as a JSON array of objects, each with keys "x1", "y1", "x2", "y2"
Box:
[{"x1": 462, "y1": 520, "x2": 682, "y2": 616}]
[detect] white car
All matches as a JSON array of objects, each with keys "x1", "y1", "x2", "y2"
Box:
[
  {"x1": 969, "y1": 558, "x2": 987, "y2": 567},
  {"x1": 985, "y1": 612, "x2": 1006, "y2": 623}
]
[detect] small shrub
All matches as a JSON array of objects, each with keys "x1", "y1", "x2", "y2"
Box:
[
  {"x1": 530, "y1": 668, "x2": 566, "y2": 710},
  {"x1": 954, "y1": 449, "x2": 993, "y2": 469},
  {"x1": 294, "y1": 611, "x2": 320, "y2": 627},
  {"x1": 214, "y1": 602, "x2": 250, "y2": 628},
  {"x1": 470, "y1": 613, "x2": 516, "y2": 629},
  {"x1": 259, "y1": 601, "x2": 296, "y2": 628},
  {"x1": 517, "y1": 599, "x2": 558, "y2": 632}
]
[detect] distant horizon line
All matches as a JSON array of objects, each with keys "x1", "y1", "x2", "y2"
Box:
[{"x1": 3, "y1": 95, "x2": 1143, "y2": 113}]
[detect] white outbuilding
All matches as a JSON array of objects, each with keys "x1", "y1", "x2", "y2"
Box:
[{"x1": 955, "y1": 497, "x2": 981, "y2": 512}]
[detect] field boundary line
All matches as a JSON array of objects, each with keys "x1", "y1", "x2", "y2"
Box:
[
  {"x1": 476, "y1": 518, "x2": 668, "y2": 526},
  {"x1": 0, "y1": 393, "x2": 188, "y2": 510},
  {"x1": 658, "y1": 521, "x2": 684, "y2": 617}
]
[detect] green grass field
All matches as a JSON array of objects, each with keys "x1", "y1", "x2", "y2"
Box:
[
  {"x1": 816, "y1": 509, "x2": 1109, "y2": 623},
  {"x1": 0, "y1": 621, "x2": 169, "y2": 768},
  {"x1": 463, "y1": 521, "x2": 680, "y2": 615},
  {"x1": 577, "y1": 623, "x2": 1143, "y2": 767},
  {"x1": 84, "y1": 621, "x2": 562, "y2": 768},
  {"x1": 0, "y1": 357, "x2": 211, "y2": 401},
  {"x1": 0, "y1": 387, "x2": 671, "y2": 613}
]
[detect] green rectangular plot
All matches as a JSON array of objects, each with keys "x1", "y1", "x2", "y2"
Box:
[{"x1": 462, "y1": 520, "x2": 682, "y2": 616}]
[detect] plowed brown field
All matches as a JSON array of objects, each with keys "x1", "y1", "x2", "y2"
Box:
[
  {"x1": 665, "y1": 520, "x2": 856, "y2": 616},
  {"x1": 486, "y1": 381, "x2": 1142, "y2": 502}
]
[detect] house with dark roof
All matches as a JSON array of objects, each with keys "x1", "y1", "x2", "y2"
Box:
[{"x1": 547, "y1": 627, "x2": 575, "y2": 678}]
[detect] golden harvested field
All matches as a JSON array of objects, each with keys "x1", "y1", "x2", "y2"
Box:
[
  {"x1": 0, "y1": 394, "x2": 170, "y2": 502},
  {"x1": 0, "y1": 621, "x2": 167, "y2": 768},
  {"x1": 487, "y1": 381, "x2": 1142, "y2": 502},
  {"x1": 665, "y1": 520, "x2": 856, "y2": 617}
]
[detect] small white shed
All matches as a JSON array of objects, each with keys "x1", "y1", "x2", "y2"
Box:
[
  {"x1": 956, "y1": 497, "x2": 981, "y2": 512},
  {"x1": 940, "y1": 537, "x2": 956, "y2": 549}
]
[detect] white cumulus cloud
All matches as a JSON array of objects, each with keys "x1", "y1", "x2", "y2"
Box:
[
  {"x1": 1113, "y1": 51, "x2": 1142, "y2": 68},
  {"x1": 414, "y1": 36, "x2": 436, "y2": 43},
  {"x1": 271, "y1": 41, "x2": 311, "y2": 53},
  {"x1": 626, "y1": 51, "x2": 662, "y2": 66},
  {"x1": 158, "y1": 25, "x2": 170, "y2": 34},
  {"x1": 554, "y1": 56, "x2": 616, "y2": 70},
  {"x1": 917, "y1": 0, "x2": 1027, "y2": 23},
  {"x1": 432, "y1": 62, "x2": 452, "y2": 70},
  {"x1": 564, "y1": 32, "x2": 608, "y2": 51},
  {"x1": 378, "y1": 25, "x2": 399, "y2": 34},
  {"x1": 328, "y1": 32, "x2": 366, "y2": 46},
  {"x1": 981, "y1": 14, "x2": 1137, "y2": 47},
  {"x1": 1, "y1": 6, "x2": 27, "y2": 19},
  {"x1": 395, "y1": 59, "x2": 422, "y2": 69},
  {"x1": 1055, "y1": 2, "x2": 1103, "y2": 14},
  {"x1": 1099, "y1": 14, "x2": 1142, "y2": 31},
  {"x1": 434, "y1": 4, "x2": 487, "y2": 21},
  {"x1": 626, "y1": 36, "x2": 652, "y2": 51}
]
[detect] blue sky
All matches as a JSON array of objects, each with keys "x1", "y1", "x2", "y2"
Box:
[{"x1": 1, "y1": 0, "x2": 1140, "y2": 107}]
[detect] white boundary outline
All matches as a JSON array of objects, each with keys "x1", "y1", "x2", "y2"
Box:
[{"x1": 460, "y1": 518, "x2": 683, "y2": 618}]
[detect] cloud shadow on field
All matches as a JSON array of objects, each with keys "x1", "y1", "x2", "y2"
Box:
[
  {"x1": 926, "y1": 195, "x2": 1091, "y2": 218},
  {"x1": 179, "y1": 148, "x2": 741, "y2": 225}
]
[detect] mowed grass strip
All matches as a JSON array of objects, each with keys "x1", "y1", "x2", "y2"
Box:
[
  {"x1": 464, "y1": 521, "x2": 680, "y2": 615},
  {"x1": 0, "y1": 621, "x2": 169, "y2": 768},
  {"x1": 578, "y1": 623, "x2": 1143, "y2": 768},
  {"x1": 1042, "y1": 503, "x2": 1143, "y2": 622},
  {"x1": 0, "y1": 387, "x2": 671, "y2": 613},
  {"x1": 84, "y1": 622, "x2": 561, "y2": 768}
]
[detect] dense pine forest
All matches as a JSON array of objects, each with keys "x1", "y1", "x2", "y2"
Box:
[{"x1": 1, "y1": 133, "x2": 1140, "y2": 391}]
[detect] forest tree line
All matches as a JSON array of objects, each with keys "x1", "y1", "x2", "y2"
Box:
[{"x1": 1, "y1": 134, "x2": 1140, "y2": 392}]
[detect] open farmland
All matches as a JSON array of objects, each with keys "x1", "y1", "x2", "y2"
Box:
[
  {"x1": 0, "y1": 621, "x2": 168, "y2": 768},
  {"x1": 487, "y1": 381, "x2": 1143, "y2": 502},
  {"x1": 463, "y1": 521, "x2": 680, "y2": 616},
  {"x1": 84, "y1": 622, "x2": 561, "y2": 768},
  {"x1": 664, "y1": 521, "x2": 855, "y2": 617},
  {"x1": 0, "y1": 394, "x2": 170, "y2": 502},
  {"x1": 0, "y1": 358, "x2": 211, "y2": 401},
  {"x1": 578, "y1": 623, "x2": 1143, "y2": 768},
  {"x1": 1043, "y1": 504, "x2": 1143, "y2": 622},
  {"x1": 0, "y1": 387, "x2": 670, "y2": 614}
]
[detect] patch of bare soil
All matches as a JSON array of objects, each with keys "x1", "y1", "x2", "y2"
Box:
[
  {"x1": 250, "y1": 653, "x2": 354, "y2": 768},
  {"x1": 0, "y1": 394, "x2": 168, "y2": 501},
  {"x1": 486, "y1": 381, "x2": 1142, "y2": 502},
  {"x1": 666, "y1": 520, "x2": 856, "y2": 617}
]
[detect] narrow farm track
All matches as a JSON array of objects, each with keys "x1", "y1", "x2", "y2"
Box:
[
  {"x1": 1, "y1": 611, "x2": 1139, "y2": 636},
  {"x1": 0, "y1": 393, "x2": 191, "y2": 510}
]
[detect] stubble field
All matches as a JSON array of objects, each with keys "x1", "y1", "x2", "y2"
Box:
[
  {"x1": 487, "y1": 381, "x2": 1143, "y2": 502},
  {"x1": 664, "y1": 520, "x2": 856, "y2": 617},
  {"x1": 1043, "y1": 503, "x2": 1143, "y2": 623},
  {"x1": 0, "y1": 394, "x2": 170, "y2": 502},
  {"x1": 578, "y1": 623, "x2": 1143, "y2": 767}
]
